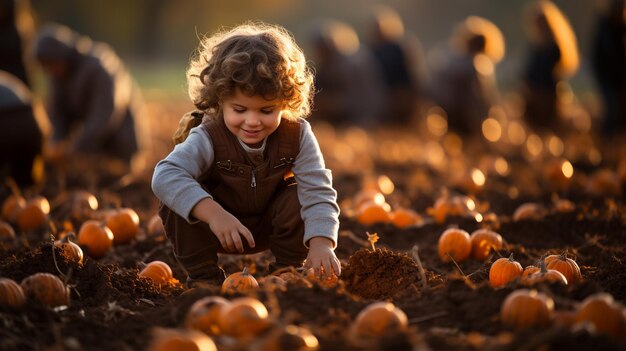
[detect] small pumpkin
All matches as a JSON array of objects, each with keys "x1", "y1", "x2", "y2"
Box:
[
  {"x1": 500, "y1": 289, "x2": 554, "y2": 329},
  {"x1": 469, "y1": 228, "x2": 503, "y2": 261},
  {"x1": 106, "y1": 208, "x2": 140, "y2": 245},
  {"x1": 349, "y1": 301, "x2": 408, "y2": 342},
  {"x1": 512, "y1": 202, "x2": 543, "y2": 222},
  {"x1": 489, "y1": 253, "x2": 523, "y2": 288},
  {"x1": 15, "y1": 195, "x2": 50, "y2": 232},
  {"x1": 77, "y1": 220, "x2": 114, "y2": 258},
  {"x1": 544, "y1": 252, "x2": 582, "y2": 284},
  {"x1": 70, "y1": 190, "x2": 99, "y2": 219},
  {"x1": 521, "y1": 265, "x2": 540, "y2": 279},
  {"x1": 575, "y1": 293, "x2": 625, "y2": 339},
  {"x1": 54, "y1": 232, "x2": 84, "y2": 265},
  {"x1": 0, "y1": 278, "x2": 26, "y2": 307},
  {"x1": 390, "y1": 207, "x2": 421, "y2": 229},
  {"x1": 221, "y1": 267, "x2": 259, "y2": 294},
  {"x1": 146, "y1": 214, "x2": 166, "y2": 239},
  {"x1": 218, "y1": 296, "x2": 270, "y2": 337},
  {"x1": 1, "y1": 194, "x2": 25, "y2": 222},
  {"x1": 437, "y1": 227, "x2": 472, "y2": 263},
  {"x1": 522, "y1": 257, "x2": 568, "y2": 286},
  {"x1": 356, "y1": 201, "x2": 391, "y2": 225},
  {"x1": 139, "y1": 261, "x2": 174, "y2": 287},
  {"x1": 185, "y1": 296, "x2": 231, "y2": 335},
  {"x1": 147, "y1": 327, "x2": 217, "y2": 351},
  {"x1": 260, "y1": 324, "x2": 320, "y2": 351},
  {"x1": 0, "y1": 220, "x2": 16, "y2": 242},
  {"x1": 20, "y1": 272, "x2": 70, "y2": 308}
]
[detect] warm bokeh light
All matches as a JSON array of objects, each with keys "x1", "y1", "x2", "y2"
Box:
[
  {"x1": 482, "y1": 117, "x2": 502, "y2": 142},
  {"x1": 426, "y1": 108, "x2": 448, "y2": 137},
  {"x1": 494, "y1": 157, "x2": 510, "y2": 176},
  {"x1": 425, "y1": 141, "x2": 445, "y2": 169},
  {"x1": 507, "y1": 121, "x2": 526, "y2": 145},
  {"x1": 471, "y1": 168, "x2": 486, "y2": 187},
  {"x1": 377, "y1": 175, "x2": 395, "y2": 195},
  {"x1": 561, "y1": 160, "x2": 573, "y2": 179},
  {"x1": 588, "y1": 148, "x2": 602, "y2": 165},
  {"x1": 525, "y1": 133, "x2": 543, "y2": 157},
  {"x1": 547, "y1": 135, "x2": 564, "y2": 156},
  {"x1": 508, "y1": 186, "x2": 519, "y2": 199}
]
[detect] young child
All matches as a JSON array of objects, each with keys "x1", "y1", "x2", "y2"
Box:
[{"x1": 152, "y1": 22, "x2": 341, "y2": 288}]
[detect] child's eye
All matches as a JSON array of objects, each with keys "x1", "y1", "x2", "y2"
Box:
[
  {"x1": 261, "y1": 109, "x2": 274, "y2": 114},
  {"x1": 234, "y1": 108, "x2": 246, "y2": 113}
]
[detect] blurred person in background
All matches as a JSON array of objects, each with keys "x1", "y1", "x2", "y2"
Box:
[
  {"x1": 520, "y1": 0, "x2": 579, "y2": 134},
  {"x1": 590, "y1": 0, "x2": 626, "y2": 137},
  {"x1": 33, "y1": 23, "x2": 149, "y2": 173},
  {"x1": 364, "y1": 5, "x2": 424, "y2": 126},
  {"x1": 0, "y1": 70, "x2": 43, "y2": 188},
  {"x1": 0, "y1": 0, "x2": 35, "y2": 87},
  {"x1": 428, "y1": 16, "x2": 505, "y2": 136},
  {"x1": 309, "y1": 19, "x2": 385, "y2": 128}
]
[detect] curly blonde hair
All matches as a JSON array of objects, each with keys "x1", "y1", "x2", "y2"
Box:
[{"x1": 187, "y1": 22, "x2": 314, "y2": 121}]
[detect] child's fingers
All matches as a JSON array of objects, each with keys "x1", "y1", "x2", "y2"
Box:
[
  {"x1": 239, "y1": 226, "x2": 255, "y2": 248},
  {"x1": 230, "y1": 231, "x2": 244, "y2": 252},
  {"x1": 217, "y1": 232, "x2": 233, "y2": 252},
  {"x1": 332, "y1": 256, "x2": 341, "y2": 276}
]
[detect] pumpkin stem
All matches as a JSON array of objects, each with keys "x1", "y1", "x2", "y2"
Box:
[
  {"x1": 242, "y1": 266, "x2": 249, "y2": 275},
  {"x1": 507, "y1": 252, "x2": 515, "y2": 261},
  {"x1": 560, "y1": 249, "x2": 568, "y2": 260},
  {"x1": 538, "y1": 256, "x2": 548, "y2": 273}
]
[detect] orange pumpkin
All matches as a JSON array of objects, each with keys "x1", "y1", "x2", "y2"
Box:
[
  {"x1": 1, "y1": 194, "x2": 25, "y2": 222},
  {"x1": 512, "y1": 202, "x2": 543, "y2": 222},
  {"x1": 139, "y1": 261, "x2": 174, "y2": 287},
  {"x1": 349, "y1": 301, "x2": 408, "y2": 342},
  {"x1": 258, "y1": 275, "x2": 288, "y2": 291},
  {"x1": 521, "y1": 265, "x2": 540, "y2": 279},
  {"x1": 575, "y1": 293, "x2": 625, "y2": 339},
  {"x1": 77, "y1": 220, "x2": 114, "y2": 258},
  {"x1": 147, "y1": 327, "x2": 217, "y2": 351},
  {"x1": 500, "y1": 289, "x2": 554, "y2": 329},
  {"x1": 356, "y1": 201, "x2": 391, "y2": 225},
  {"x1": 146, "y1": 214, "x2": 166, "y2": 239},
  {"x1": 390, "y1": 207, "x2": 421, "y2": 229},
  {"x1": 54, "y1": 233, "x2": 84, "y2": 265},
  {"x1": 70, "y1": 190, "x2": 98, "y2": 219},
  {"x1": 260, "y1": 324, "x2": 320, "y2": 351},
  {"x1": 522, "y1": 257, "x2": 568, "y2": 286},
  {"x1": 469, "y1": 228, "x2": 503, "y2": 261},
  {"x1": 489, "y1": 253, "x2": 523, "y2": 288},
  {"x1": 218, "y1": 297, "x2": 270, "y2": 337},
  {"x1": 0, "y1": 220, "x2": 16, "y2": 241},
  {"x1": 185, "y1": 296, "x2": 231, "y2": 335},
  {"x1": 15, "y1": 195, "x2": 50, "y2": 232},
  {"x1": 106, "y1": 208, "x2": 140, "y2": 245},
  {"x1": 20, "y1": 273, "x2": 70, "y2": 308},
  {"x1": 0, "y1": 278, "x2": 26, "y2": 307},
  {"x1": 221, "y1": 267, "x2": 259, "y2": 294},
  {"x1": 544, "y1": 252, "x2": 582, "y2": 284},
  {"x1": 437, "y1": 227, "x2": 471, "y2": 263}
]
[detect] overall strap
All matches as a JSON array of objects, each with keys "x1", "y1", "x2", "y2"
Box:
[
  {"x1": 202, "y1": 118, "x2": 241, "y2": 172},
  {"x1": 271, "y1": 119, "x2": 301, "y2": 169}
]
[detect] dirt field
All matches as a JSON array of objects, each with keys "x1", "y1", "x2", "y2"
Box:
[{"x1": 1, "y1": 99, "x2": 625, "y2": 351}]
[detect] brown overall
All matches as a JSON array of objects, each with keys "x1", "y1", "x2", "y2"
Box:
[{"x1": 159, "y1": 116, "x2": 307, "y2": 282}]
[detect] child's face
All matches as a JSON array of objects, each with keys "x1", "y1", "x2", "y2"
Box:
[{"x1": 222, "y1": 89, "x2": 284, "y2": 148}]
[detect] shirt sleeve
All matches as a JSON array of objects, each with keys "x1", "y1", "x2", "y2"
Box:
[
  {"x1": 151, "y1": 125, "x2": 214, "y2": 222},
  {"x1": 292, "y1": 119, "x2": 340, "y2": 248}
]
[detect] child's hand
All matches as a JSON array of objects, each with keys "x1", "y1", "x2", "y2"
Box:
[
  {"x1": 191, "y1": 198, "x2": 255, "y2": 253},
  {"x1": 304, "y1": 237, "x2": 341, "y2": 278}
]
